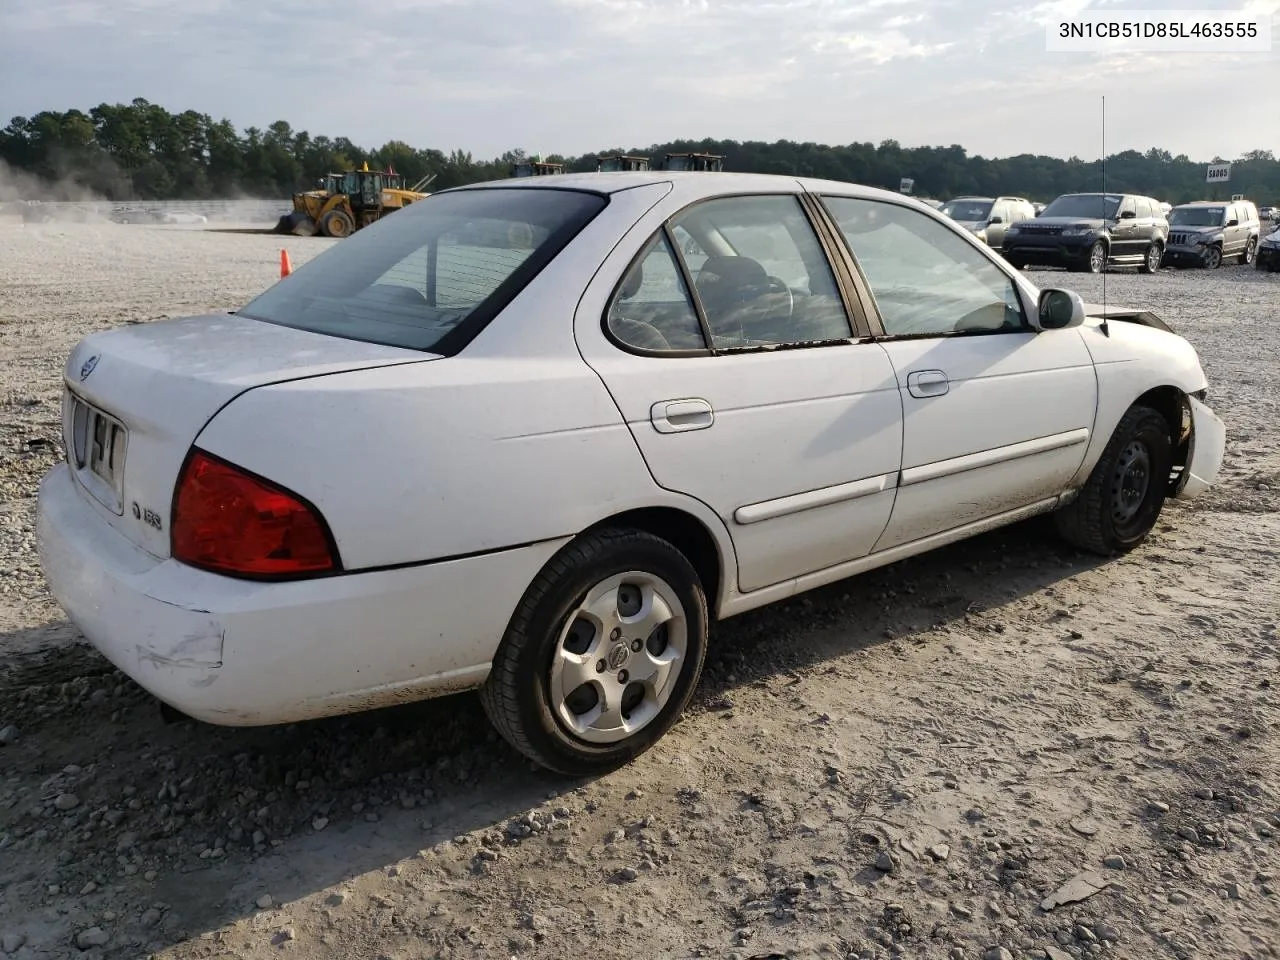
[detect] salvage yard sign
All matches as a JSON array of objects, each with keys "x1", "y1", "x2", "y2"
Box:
[{"x1": 1206, "y1": 162, "x2": 1231, "y2": 183}]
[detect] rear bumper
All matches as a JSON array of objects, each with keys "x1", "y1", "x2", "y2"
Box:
[
  {"x1": 1174, "y1": 397, "x2": 1226, "y2": 501},
  {"x1": 37, "y1": 464, "x2": 566, "y2": 725}
]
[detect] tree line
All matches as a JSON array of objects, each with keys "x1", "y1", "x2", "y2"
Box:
[{"x1": 3, "y1": 98, "x2": 1277, "y2": 205}]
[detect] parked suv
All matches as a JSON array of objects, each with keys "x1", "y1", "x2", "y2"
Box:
[
  {"x1": 1001, "y1": 192, "x2": 1168, "y2": 274},
  {"x1": 1257, "y1": 222, "x2": 1280, "y2": 272},
  {"x1": 938, "y1": 196, "x2": 1036, "y2": 249},
  {"x1": 1164, "y1": 200, "x2": 1261, "y2": 269}
]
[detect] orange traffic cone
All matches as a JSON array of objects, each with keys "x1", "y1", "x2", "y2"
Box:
[{"x1": 279, "y1": 249, "x2": 292, "y2": 278}]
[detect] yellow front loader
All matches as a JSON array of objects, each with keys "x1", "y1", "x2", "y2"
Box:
[{"x1": 275, "y1": 163, "x2": 433, "y2": 238}]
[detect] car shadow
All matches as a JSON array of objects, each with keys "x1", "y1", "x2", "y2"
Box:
[{"x1": 0, "y1": 515, "x2": 1111, "y2": 953}]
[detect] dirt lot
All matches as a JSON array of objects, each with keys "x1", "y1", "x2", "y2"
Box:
[{"x1": 0, "y1": 220, "x2": 1276, "y2": 960}]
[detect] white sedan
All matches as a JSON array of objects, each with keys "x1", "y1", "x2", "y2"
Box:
[{"x1": 37, "y1": 172, "x2": 1226, "y2": 775}]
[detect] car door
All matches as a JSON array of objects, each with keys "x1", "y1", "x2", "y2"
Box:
[
  {"x1": 1132, "y1": 197, "x2": 1154, "y2": 252},
  {"x1": 985, "y1": 202, "x2": 1010, "y2": 248},
  {"x1": 813, "y1": 192, "x2": 1099, "y2": 550},
  {"x1": 574, "y1": 191, "x2": 904, "y2": 595},
  {"x1": 1112, "y1": 195, "x2": 1140, "y2": 257},
  {"x1": 1224, "y1": 204, "x2": 1243, "y2": 257}
]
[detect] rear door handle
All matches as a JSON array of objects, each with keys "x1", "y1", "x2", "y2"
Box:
[
  {"x1": 906, "y1": 370, "x2": 950, "y2": 398},
  {"x1": 651, "y1": 398, "x2": 714, "y2": 433}
]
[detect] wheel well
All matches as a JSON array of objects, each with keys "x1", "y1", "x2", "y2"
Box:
[
  {"x1": 1135, "y1": 386, "x2": 1193, "y2": 487},
  {"x1": 585, "y1": 508, "x2": 724, "y2": 615},
  {"x1": 1136, "y1": 385, "x2": 1186, "y2": 440}
]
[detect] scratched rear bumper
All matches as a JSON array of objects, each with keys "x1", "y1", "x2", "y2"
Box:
[{"x1": 37, "y1": 464, "x2": 562, "y2": 725}]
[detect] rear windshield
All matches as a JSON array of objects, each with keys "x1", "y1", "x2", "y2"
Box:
[
  {"x1": 238, "y1": 188, "x2": 607, "y2": 352},
  {"x1": 1041, "y1": 194, "x2": 1121, "y2": 219}
]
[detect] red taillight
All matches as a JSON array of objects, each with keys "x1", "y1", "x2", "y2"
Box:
[{"x1": 171, "y1": 450, "x2": 337, "y2": 578}]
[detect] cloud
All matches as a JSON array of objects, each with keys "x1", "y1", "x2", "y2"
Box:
[{"x1": 0, "y1": 0, "x2": 1275, "y2": 162}]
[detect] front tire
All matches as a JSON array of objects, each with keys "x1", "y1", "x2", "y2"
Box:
[
  {"x1": 480, "y1": 529, "x2": 709, "y2": 776},
  {"x1": 1054, "y1": 405, "x2": 1173, "y2": 556},
  {"x1": 319, "y1": 209, "x2": 354, "y2": 239},
  {"x1": 1202, "y1": 244, "x2": 1223, "y2": 270},
  {"x1": 1086, "y1": 240, "x2": 1107, "y2": 274}
]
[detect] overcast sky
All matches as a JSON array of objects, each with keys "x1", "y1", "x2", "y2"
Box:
[{"x1": 1, "y1": 0, "x2": 1276, "y2": 162}]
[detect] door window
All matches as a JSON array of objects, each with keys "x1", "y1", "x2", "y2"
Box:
[
  {"x1": 1134, "y1": 197, "x2": 1152, "y2": 219},
  {"x1": 1118, "y1": 196, "x2": 1137, "y2": 219},
  {"x1": 605, "y1": 232, "x2": 708, "y2": 352},
  {"x1": 821, "y1": 196, "x2": 1025, "y2": 337},
  {"x1": 670, "y1": 195, "x2": 854, "y2": 349}
]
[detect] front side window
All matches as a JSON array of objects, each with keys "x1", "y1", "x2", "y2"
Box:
[
  {"x1": 239, "y1": 187, "x2": 606, "y2": 352},
  {"x1": 606, "y1": 233, "x2": 707, "y2": 352},
  {"x1": 670, "y1": 195, "x2": 853, "y2": 349},
  {"x1": 822, "y1": 196, "x2": 1025, "y2": 337}
]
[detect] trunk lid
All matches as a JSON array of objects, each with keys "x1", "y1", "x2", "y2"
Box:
[{"x1": 61, "y1": 312, "x2": 434, "y2": 559}]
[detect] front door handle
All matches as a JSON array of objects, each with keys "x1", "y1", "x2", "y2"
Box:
[
  {"x1": 906, "y1": 370, "x2": 950, "y2": 398},
  {"x1": 651, "y1": 398, "x2": 714, "y2": 433}
]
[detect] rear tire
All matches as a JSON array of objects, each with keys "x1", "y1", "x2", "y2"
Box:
[
  {"x1": 1138, "y1": 242, "x2": 1163, "y2": 274},
  {"x1": 1054, "y1": 404, "x2": 1172, "y2": 556},
  {"x1": 480, "y1": 529, "x2": 709, "y2": 777},
  {"x1": 1240, "y1": 238, "x2": 1257, "y2": 265}
]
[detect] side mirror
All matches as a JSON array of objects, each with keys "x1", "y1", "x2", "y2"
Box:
[
  {"x1": 1037, "y1": 288, "x2": 1086, "y2": 330},
  {"x1": 1227, "y1": 218, "x2": 1240, "y2": 226},
  {"x1": 1119, "y1": 210, "x2": 1136, "y2": 219},
  {"x1": 989, "y1": 216, "x2": 1004, "y2": 225}
]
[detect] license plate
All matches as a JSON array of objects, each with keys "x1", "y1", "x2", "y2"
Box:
[{"x1": 69, "y1": 396, "x2": 127, "y2": 511}]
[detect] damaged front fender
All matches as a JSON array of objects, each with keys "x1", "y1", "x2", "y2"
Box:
[{"x1": 1174, "y1": 396, "x2": 1226, "y2": 500}]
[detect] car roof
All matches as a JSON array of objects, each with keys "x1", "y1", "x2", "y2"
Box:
[
  {"x1": 441, "y1": 170, "x2": 916, "y2": 205},
  {"x1": 1175, "y1": 200, "x2": 1232, "y2": 207}
]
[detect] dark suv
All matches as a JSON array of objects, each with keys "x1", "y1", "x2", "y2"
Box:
[
  {"x1": 1001, "y1": 192, "x2": 1168, "y2": 274},
  {"x1": 1163, "y1": 200, "x2": 1261, "y2": 268}
]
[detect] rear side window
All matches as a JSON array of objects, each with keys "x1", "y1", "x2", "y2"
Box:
[
  {"x1": 606, "y1": 233, "x2": 707, "y2": 351},
  {"x1": 239, "y1": 188, "x2": 607, "y2": 353}
]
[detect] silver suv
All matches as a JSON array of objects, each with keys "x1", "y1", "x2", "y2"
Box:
[
  {"x1": 1164, "y1": 200, "x2": 1261, "y2": 269},
  {"x1": 938, "y1": 196, "x2": 1037, "y2": 249}
]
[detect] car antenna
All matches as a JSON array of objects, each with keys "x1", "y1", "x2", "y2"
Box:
[{"x1": 1099, "y1": 95, "x2": 1110, "y2": 337}]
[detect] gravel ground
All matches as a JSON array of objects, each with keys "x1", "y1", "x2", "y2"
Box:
[{"x1": 0, "y1": 221, "x2": 1277, "y2": 960}]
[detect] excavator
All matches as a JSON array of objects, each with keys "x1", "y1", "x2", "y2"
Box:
[
  {"x1": 596, "y1": 155, "x2": 650, "y2": 172},
  {"x1": 662, "y1": 152, "x2": 724, "y2": 171},
  {"x1": 510, "y1": 160, "x2": 565, "y2": 177},
  {"x1": 275, "y1": 162, "x2": 434, "y2": 238}
]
